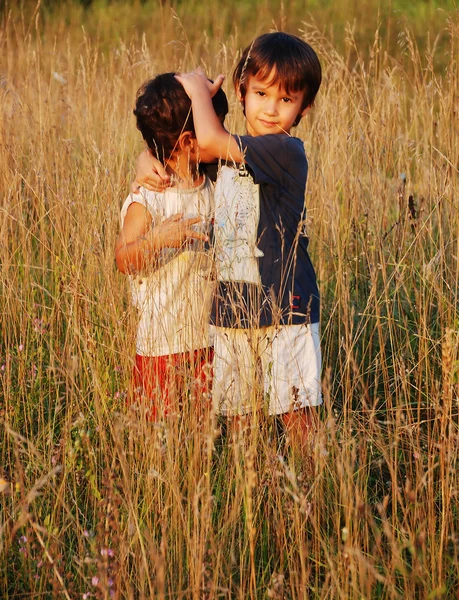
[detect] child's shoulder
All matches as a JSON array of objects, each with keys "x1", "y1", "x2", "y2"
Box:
[
  {"x1": 120, "y1": 188, "x2": 164, "y2": 225},
  {"x1": 241, "y1": 132, "x2": 303, "y2": 146},
  {"x1": 121, "y1": 188, "x2": 160, "y2": 210},
  {"x1": 237, "y1": 134, "x2": 307, "y2": 184},
  {"x1": 240, "y1": 133, "x2": 305, "y2": 159}
]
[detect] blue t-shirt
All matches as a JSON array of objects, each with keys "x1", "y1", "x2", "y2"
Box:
[{"x1": 211, "y1": 133, "x2": 320, "y2": 329}]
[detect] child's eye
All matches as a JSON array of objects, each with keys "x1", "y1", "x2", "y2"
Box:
[
  {"x1": 256, "y1": 91, "x2": 266, "y2": 97},
  {"x1": 281, "y1": 97, "x2": 292, "y2": 103}
]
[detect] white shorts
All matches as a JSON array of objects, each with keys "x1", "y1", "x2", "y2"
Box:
[{"x1": 211, "y1": 323, "x2": 322, "y2": 416}]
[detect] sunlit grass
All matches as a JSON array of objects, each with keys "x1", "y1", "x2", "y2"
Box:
[{"x1": 1, "y1": 2, "x2": 458, "y2": 598}]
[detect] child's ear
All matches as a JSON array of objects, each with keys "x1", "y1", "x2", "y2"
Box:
[
  {"x1": 293, "y1": 105, "x2": 311, "y2": 127},
  {"x1": 236, "y1": 84, "x2": 246, "y2": 116},
  {"x1": 177, "y1": 131, "x2": 196, "y2": 152}
]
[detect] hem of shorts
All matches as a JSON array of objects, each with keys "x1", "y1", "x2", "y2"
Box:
[
  {"x1": 209, "y1": 320, "x2": 320, "y2": 332},
  {"x1": 135, "y1": 344, "x2": 213, "y2": 358},
  {"x1": 214, "y1": 396, "x2": 323, "y2": 417}
]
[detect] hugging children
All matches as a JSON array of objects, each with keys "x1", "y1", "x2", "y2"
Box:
[{"x1": 119, "y1": 32, "x2": 322, "y2": 451}]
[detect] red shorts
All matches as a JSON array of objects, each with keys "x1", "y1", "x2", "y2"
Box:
[{"x1": 131, "y1": 347, "x2": 214, "y2": 420}]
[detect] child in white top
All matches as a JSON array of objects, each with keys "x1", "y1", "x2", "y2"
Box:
[{"x1": 116, "y1": 73, "x2": 228, "y2": 420}]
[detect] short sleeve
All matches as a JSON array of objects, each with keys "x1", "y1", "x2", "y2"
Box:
[
  {"x1": 237, "y1": 134, "x2": 307, "y2": 190},
  {"x1": 119, "y1": 189, "x2": 162, "y2": 228}
]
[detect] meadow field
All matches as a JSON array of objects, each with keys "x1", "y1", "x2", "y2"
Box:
[{"x1": 1, "y1": 0, "x2": 458, "y2": 598}]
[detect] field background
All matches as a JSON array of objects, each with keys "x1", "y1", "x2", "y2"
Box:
[{"x1": 1, "y1": 0, "x2": 458, "y2": 598}]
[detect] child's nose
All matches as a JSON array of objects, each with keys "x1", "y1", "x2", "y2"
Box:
[{"x1": 264, "y1": 99, "x2": 278, "y2": 115}]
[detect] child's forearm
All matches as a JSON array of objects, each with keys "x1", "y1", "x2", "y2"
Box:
[
  {"x1": 115, "y1": 232, "x2": 161, "y2": 275},
  {"x1": 176, "y1": 71, "x2": 243, "y2": 162},
  {"x1": 115, "y1": 213, "x2": 208, "y2": 275},
  {"x1": 191, "y1": 89, "x2": 242, "y2": 161}
]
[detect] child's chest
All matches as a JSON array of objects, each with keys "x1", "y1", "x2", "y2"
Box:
[{"x1": 155, "y1": 184, "x2": 213, "y2": 220}]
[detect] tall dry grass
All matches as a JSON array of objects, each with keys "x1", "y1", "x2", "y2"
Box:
[{"x1": 1, "y1": 2, "x2": 458, "y2": 598}]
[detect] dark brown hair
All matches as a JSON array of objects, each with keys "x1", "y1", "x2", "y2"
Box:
[
  {"x1": 134, "y1": 72, "x2": 228, "y2": 161},
  {"x1": 233, "y1": 32, "x2": 322, "y2": 112}
]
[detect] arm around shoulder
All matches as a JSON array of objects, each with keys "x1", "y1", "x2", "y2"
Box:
[{"x1": 175, "y1": 71, "x2": 243, "y2": 163}]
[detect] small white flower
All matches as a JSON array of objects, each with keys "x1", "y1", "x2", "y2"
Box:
[{"x1": 53, "y1": 72, "x2": 67, "y2": 85}]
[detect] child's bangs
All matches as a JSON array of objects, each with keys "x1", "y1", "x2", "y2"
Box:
[{"x1": 248, "y1": 58, "x2": 305, "y2": 95}]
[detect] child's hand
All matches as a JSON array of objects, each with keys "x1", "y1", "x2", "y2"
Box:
[
  {"x1": 151, "y1": 213, "x2": 209, "y2": 249},
  {"x1": 175, "y1": 68, "x2": 224, "y2": 100},
  {"x1": 132, "y1": 148, "x2": 170, "y2": 193}
]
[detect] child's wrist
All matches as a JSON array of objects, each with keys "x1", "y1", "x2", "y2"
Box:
[{"x1": 144, "y1": 231, "x2": 162, "y2": 255}]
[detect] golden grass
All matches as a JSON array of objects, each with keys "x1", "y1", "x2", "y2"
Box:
[{"x1": 1, "y1": 2, "x2": 458, "y2": 598}]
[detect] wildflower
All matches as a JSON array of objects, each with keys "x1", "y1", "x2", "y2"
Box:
[
  {"x1": 33, "y1": 318, "x2": 49, "y2": 334},
  {"x1": 91, "y1": 576, "x2": 99, "y2": 586},
  {"x1": 53, "y1": 71, "x2": 67, "y2": 85},
  {"x1": 18, "y1": 535, "x2": 28, "y2": 555},
  {"x1": 0, "y1": 478, "x2": 11, "y2": 494},
  {"x1": 18, "y1": 344, "x2": 24, "y2": 352},
  {"x1": 83, "y1": 530, "x2": 90, "y2": 538}
]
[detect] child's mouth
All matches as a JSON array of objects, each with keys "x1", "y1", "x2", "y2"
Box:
[{"x1": 259, "y1": 119, "x2": 278, "y2": 128}]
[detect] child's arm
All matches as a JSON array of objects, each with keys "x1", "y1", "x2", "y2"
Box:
[
  {"x1": 132, "y1": 149, "x2": 171, "y2": 193},
  {"x1": 115, "y1": 204, "x2": 208, "y2": 274},
  {"x1": 175, "y1": 71, "x2": 243, "y2": 163}
]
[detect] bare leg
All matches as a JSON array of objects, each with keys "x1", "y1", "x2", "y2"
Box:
[{"x1": 281, "y1": 406, "x2": 317, "y2": 462}]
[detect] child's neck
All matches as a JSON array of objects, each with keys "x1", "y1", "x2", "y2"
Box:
[
  {"x1": 246, "y1": 124, "x2": 292, "y2": 137},
  {"x1": 166, "y1": 154, "x2": 203, "y2": 189}
]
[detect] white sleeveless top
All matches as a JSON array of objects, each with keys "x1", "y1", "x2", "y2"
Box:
[{"x1": 120, "y1": 178, "x2": 214, "y2": 357}]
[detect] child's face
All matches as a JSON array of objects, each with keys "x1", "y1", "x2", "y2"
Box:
[{"x1": 239, "y1": 73, "x2": 308, "y2": 137}]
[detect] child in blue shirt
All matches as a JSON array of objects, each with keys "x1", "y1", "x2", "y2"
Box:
[{"x1": 136, "y1": 33, "x2": 322, "y2": 448}]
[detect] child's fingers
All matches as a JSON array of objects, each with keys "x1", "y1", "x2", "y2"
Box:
[
  {"x1": 156, "y1": 215, "x2": 208, "y2": 247},
  {"x1": 180, "y1": 216, "x2": 209, "y2": 241},
  {"x1": 174, "y1": 73, "x2": 186, "y2": 85},
  {"x1": 209, "y1": 74, "x2": 225, "y2": 97},
  {"x1": 180, "y1": 215, "x2": 204, "y2": 227},
  {"x1": 141, "y1": 182, "x2": 168, "y2": 192},
  {"x1": 135, "y1": 148, "x2": 170, "y2": 187},
  {"x1": 188, "y1": 230, "x2": 209, "y2": 242},
  {"x1": 152, "y1": 163, "x2": 170, "y2": 181},
  {"x1": 175, "y1": 70, "x2": 215, "y2": 99},
  {"x1": 164, "y1": 213, "x2": 184, "y2": 223},
  {"x1": 176, "y1": 216, "x2": 209, "y2": 243},
  {"x1": 140, "y1": 176, "x2": 170, "y2": 192}
]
